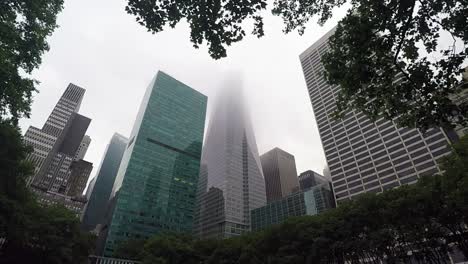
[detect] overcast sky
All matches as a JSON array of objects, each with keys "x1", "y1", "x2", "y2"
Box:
[{"x1": 19, "y1": 0, "x2": 350, "y2": 185}]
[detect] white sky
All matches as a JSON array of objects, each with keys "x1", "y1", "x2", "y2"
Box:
[{"x1": 18, "y1": 0, "x2": 350, "y2": 186}]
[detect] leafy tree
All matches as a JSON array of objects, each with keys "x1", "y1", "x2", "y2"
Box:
[
  {"x1": 108, "y1": 136, "x2": 468, "y2": 264},
  {"x1": 114, "y1": 238, "x2": 146, "y2": 261},
  {"x1": 141, "y1": 233, "x2": 198, "y2": 264},
  {"x1": 322, "y1": 1, "x2": 468, "y2": 129},
  {"x1": 125, "y1": 0, "x2": 468, "y2": 129},
  {"x1": 0, "y1": 120, "x2": 33, "y2": 201},
  {"x1": 0, "y1": 0, "x2": 64, "y2": 123},
  {"x1": 0, "y1": 122, "x2": 95, "y2": 264}
]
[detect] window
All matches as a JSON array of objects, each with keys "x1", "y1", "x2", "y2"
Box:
[
  {"x1": 361, "y1": 168, "x2": 376, "y2": 177},
  {"x1": 400, "y1": 175, "x2": 418, "y2": 185},
  {"x1": 333, "y1": 179, "x2": 346, "y2": 187},
  {"x1": 413, "y1": 154, "x2": 431, "y2": 165},
  {"x1": 349, "y1": 186, "x2": 364, "y2": 194},
  {"x1": 395, "y1": 162, "x2": 412, "y2": 172},
  {"x1": 388, "y1": 144, "x2": 404, "y2": 154},
  {"x1": 380, "y1": 175, "x2": 397, "y2": 184},
  {"x1": 416, "y1": 161, "x2": 435, "y2": 171},
  {"x1": 376, "y1": 162, "x2": 392, "y2": 171},
  {"x1": 345, "y1": 168, "x2": 359, "y2": 177},
  {"x1": 432, "y1": 147, "x2": 450, "y2": 158},
  {"x1": 401, "y1": 130, "x2": 419, "y2": 140},
  {"x1": 365, "y1": 134, "x2": 380, "y2": 144},
  {"x1": 382, "y1": 181, "x2": 400, "y2": 191},
  {"x1": 407, "y1": 142, "x2": 425, "y2": 152},
  {"x1": 359, "y1": 162, "x2": 373, "y2": 171},
  {"x1": 368, "y1": 139, "x2": 383, "y2": 149},
  {"x1": 362, "y1": 175, "x2": 378, "y2": 183},
  {"x1": 379, "y1": 168, "x2": 394, "y2": 178},
  {"x1": 398, "y1": 168, "x2": 415, "y2": 177},
  {"x1": 347, "y1": 175, "x2": 360, "y2": 182},
  {"x1": 405, "y1": 135, "x2": 422, "y2": 146},
  {"x1": 348, "y1": 180, "x2": 362, "y2": 188},
  {"x1": 385, "y1": 137, "x2": 401, "y2": 148},
  {"x1": 429, "y1": 140, "x2": 448, "y2": 151},
  {"x1": 374, "y1": 156, "x2": 390, "y2": 165},
  {"x1": 410, "y1": 149, "x2": 427, "y2": 159},
  {"x1": 365, "y1": 180, "x2": 380, "y2": 189}
]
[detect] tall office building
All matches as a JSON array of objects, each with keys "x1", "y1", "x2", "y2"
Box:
[
  {"x1": 298, "y1": 170, "x2": 328, "y2": 190},
  {"x1": 300, "y1": 28, "x2": 453, "y2": 203},
  {"x1": 260, "y1": 148, "x2": 299, "y2": 202},
  {"x1": 103, "y1": 72, "x2": 207, "y2": 256},
  {"x1": 82, "y1": 133, "x2": 128, "y2": 231},
  {"x1": 194, "y1": 80, "x2": 266, "y2": 239},
  {"x1": 24, "y1": 83, "x2": 93, "y2": 214}
]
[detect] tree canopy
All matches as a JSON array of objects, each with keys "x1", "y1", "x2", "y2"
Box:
[
  {"x1": 0, "y1": 120, "x2": 95, "y2": 264},
  {"x1": 125, "y1": 0, "x2": 468, "y2": 129},
  {"x1": 0, "y1": 0, "x2": 64, "y2": 123},
  {"x1": 114, "y1": 136, "x2": 468, "y2": 263}
]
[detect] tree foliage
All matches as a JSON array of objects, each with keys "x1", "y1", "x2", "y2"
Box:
[
  {"x1": 0, "y1": 0, "x2": 64, "y2": 123},
  {"x1": 114, "y1": 136, "x2": 468, "y2": 263},
  {"x1": 323, "y1": 0, "x2": 468, "y2": 129},
  {"x1": 114, "y1": 239, "x2": 146, "y2": 261},
  {"x1": 125, "y1": 0, "x2": 468, "y2": 129},
  {"x1": 0, "y1": 121, "x2": 95, "y2": 264}
]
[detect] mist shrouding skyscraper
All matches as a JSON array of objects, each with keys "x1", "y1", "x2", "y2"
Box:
[
  {"x1": 103, "y1": 71, "x2": 207, "y2": 256},
  {"x1": 24, "y1": 83, "x2": 93, "y2": 215},
  {"x1": 194, "y1": 79, "x2": 266, "y2": 239},
  {"x1": 82, "y1": 133, "x2": 128, "y2": 231},
  {"x1": 260, "y1": 148, "x2": 299, "y2": 202},
  {"x1": 300, "y1": 28, "x2": 453, "y2": 203}
]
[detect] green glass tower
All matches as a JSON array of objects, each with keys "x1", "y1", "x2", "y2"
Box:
[{"x1": 103, "y1": 71, "x2": 207, "y2": 256}]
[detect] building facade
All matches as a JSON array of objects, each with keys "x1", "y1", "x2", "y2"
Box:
[
  {"x1": 32, "y1": 188, "x2": 88, "y2": 216},
  {"x1": 194, "y1": 81, "x2": 266, "y2": 239},
  {"x1": 103, "y1": 72, "x2": 207, "y2": 256},
  {"x1": 24, "y1": 83, "x2": 93, "y2": 210},
  {"x1": 300, "y1": 28, "x2": 453, "y2": 203},
  {"x1": 66, "y1": 160, "x2": 93, "y2": 197},
  {"x1": 251, "y1": 182, "x2": 334, "y2": 231},
  {"x1": 298, "y1": 170, "x2": 328, "y2": 190},
  {"x1": 75, "y1": 135, "x2": 91, "y2": 160},
  {"x1": 82, "y1": 133, "x2": 128, "y2": 231},
  {"x1": 260, "y1": 148, "x2": 299, "y2": 202}
]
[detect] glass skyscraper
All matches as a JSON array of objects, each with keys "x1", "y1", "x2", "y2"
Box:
[
  {"x1": 103, "y1": 71, "x2": 207, "y2": 256},
  {"x1": 82, "y1": 133, "x2": 128, "y2": 231},
  {"x1": 194, "y1": 81, "x2": 266, "y2": 239}
]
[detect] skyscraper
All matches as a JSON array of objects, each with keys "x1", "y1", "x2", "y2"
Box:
[
  {"x1": 298, "y1": 170, "x2": 328, "y2": 190},
  {"x1": 24, "y1": 83, "x2": 93, "y2": 214},
  {"x1": 300, "y1": 28, "x2": 453, "y2": 203},
  {"x1": 25, "y1": 83, "x2": 86, "y2": 186},
  {"x1": 260, "y1": 147, "x2": 299, "y2": 202},
  {"x1": 82, "y1": 133, "x2": 128, "y2": 231},
  {"x1": 194, "y1": 80, "x2": 266, "y2": 239},
  {"x1": 103, "y1": 72, "x2": 207, "y2": 256}
]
